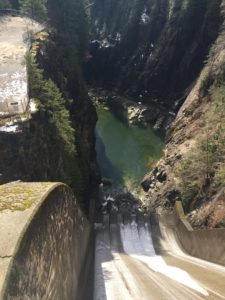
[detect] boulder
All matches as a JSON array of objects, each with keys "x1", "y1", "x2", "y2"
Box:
[
  {"x1": 101, "y1": 177, "x2": 112, "y2": 186},
  {"x1": 141, "y1": 175, "x2": 152, "y2": 192},
  {"x1": 156, "y1": 170, "x2": 167, "y2": 182}
]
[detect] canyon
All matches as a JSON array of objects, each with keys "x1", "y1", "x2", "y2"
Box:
[{"x1": 1, "y1": 0, "x2": 225, "y2": 299}]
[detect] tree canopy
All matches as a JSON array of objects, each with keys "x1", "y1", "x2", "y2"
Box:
[
  {"x1": 0, "y1": 0, "x2": 11, "y2": 9},
  {"x1": 19, "y1": 0, "x2": 47, "y2": 20},
  {"x1": 26, "y1": 53, "x2": 75, "y2": 155}
]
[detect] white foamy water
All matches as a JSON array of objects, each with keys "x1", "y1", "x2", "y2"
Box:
[
  {"x1": 94, "y1": 226, "x2": 136, "y2": 300},
  {"x1": 120, "y1": 223, "x2": 209, "y2": 297}
]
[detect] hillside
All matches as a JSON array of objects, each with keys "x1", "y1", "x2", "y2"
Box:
[
  {"x1": 86, "y1": 0, "x2": 225, "y2": 227},
  {"x1": 86, "y1": 0, "x2": 223, "y2": 128}
]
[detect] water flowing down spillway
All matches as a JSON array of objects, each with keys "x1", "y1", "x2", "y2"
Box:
[
  {"x1": 93, "y1": 215, "x2": 225, "y2": 300},
  {"x1": 93, "y1": 105, "x2": 225, "y2": 300}
]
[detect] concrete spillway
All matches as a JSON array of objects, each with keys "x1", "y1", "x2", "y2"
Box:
[
  {"x1": 1, "y1": 183, "x2": 225, "y2": 299},
  {"x1": 1, "y1": 11, "x2": 225, "y2": 300},
  {"x1": 94, "y1": 214, "x2": 225, "y2": 300}
]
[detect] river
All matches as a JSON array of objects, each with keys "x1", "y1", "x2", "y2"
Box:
[{"x1": 95, "y1": 106, "x2": 164, "y2": 189}]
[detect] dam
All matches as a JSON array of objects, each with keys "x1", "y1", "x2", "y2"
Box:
[
  {"x1": 1, "y1": 182, "x2": 225, "y2": 299},
  {"x1": 1, "y1": 7, "x2": 225, "y2": 300}
]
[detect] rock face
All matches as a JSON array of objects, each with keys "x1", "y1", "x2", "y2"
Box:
[
  {"x1": 86, "y1": 0, "x2": 225, "y2": 226},
  {"x1": 0, "y1": 97, "x2": 99, "y2": 212},
  {"x1": 0, "y1": 16, "x2": 100, "y2": 213},
  {"x1": 86, "y1": 0, "x2": 222, "y2": 124},
  {"x1": 141, "y1": 1, "x2": 225, "y2": 222}
]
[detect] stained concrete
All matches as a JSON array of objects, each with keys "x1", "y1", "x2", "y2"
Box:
[
  {"x1": 0, "y1": 182, "x2": 60, "y2": 297},
  {"x1": 172, "y1": 201, "x2": 225, "y2": 267},
  {"x1": 0, "y1": 182, "x2": 92, "y2": 300},
  {"x1": 1, "y1": 184, "x2": 225, "y2": 300}
]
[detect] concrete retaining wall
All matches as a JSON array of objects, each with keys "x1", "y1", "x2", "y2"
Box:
[
  {"x1": 0, "y1": 183, "x2": 92, "y2": 300},
  {"x1": 172, "y1": 202, "x2": 225, "y2": 266}
]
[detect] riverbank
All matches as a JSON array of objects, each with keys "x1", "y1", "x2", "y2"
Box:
[
  {"x1": 93, "y1": 94, "x2": 164, "y2": 214},
  {"x1": 89, "y1": 88, "x2": 172, "y2": 130}
]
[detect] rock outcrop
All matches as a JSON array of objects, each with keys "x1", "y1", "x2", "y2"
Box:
[
  {"x1": 85, "y1": 0, "x2": 225, "y2": 226},
  {"x1": 0, "y1": 15, "x2": 100, "y2": 213},
  {"x1": 86, "y1": 0, "x2": 223, "y2": 127},
  {"x1": 141, "y1": 1, "x2": 225, "y2": 225}
]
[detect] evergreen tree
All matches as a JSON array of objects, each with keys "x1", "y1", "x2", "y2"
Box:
[
  {"x1": 19, "y1": 0, "x2": 47, "y2": 20},
  {"x1": 26, "y1": 53, "x2": 75, "y2": 155},
  {"x1": 0, "y1": 0, "x2": 11, "y2": 9},
  {"x1": 47, "y1": 0, "x2": 88, "y2": 65},
  {"x1": 10, "y1": 0, "x2": 19, "y2": 9}
]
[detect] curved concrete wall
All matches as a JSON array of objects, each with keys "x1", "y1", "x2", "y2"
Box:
[
  {"x1": 172, "y1": 202, "x2": 225, "y2": 266},
  {"x1": 0, "y1": 182, "x2": 92, "y2": 300}
]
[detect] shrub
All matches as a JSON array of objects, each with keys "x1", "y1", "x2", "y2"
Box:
[{"x1": 176, "y1": 84, "x2": 225, "y2": 210}]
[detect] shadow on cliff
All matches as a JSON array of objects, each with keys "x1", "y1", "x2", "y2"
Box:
[{"x1": 107, "y1": 97, "x2": 129, "y2": 126}]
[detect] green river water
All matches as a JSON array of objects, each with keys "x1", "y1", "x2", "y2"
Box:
[{"x1": 95, "y1": 107, "x2": 164, "y2": 188}]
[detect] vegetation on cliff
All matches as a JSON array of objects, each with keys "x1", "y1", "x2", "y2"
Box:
[
  {"x1": 26, "y1": 53, "x2": 76, "y2": 154},
  {"x1": 19, "y1": 0, "x2": 47, "y2": 19},
  {"x1": 86, "y1": 0, "x2": 222, "y2": 117},
  {"x1": 44, "y1": 0, "x2": 99, "y2": 209},
  {"x1": 0, "y1": 0, "x2": 11, "y2": 8},
  {"x1": 27, "y1": 0, "x2": 99, "y2": 210},
  {"x1": 176, "y1": 83, "x2": 225, "y2": 211},
  {"x1": 1, "y1": 0, "x2": 224, "y2": 221},
  {"x1": 0, "y1": 0, "x2": 99, "y2": 213},
  {"x1": 129, "y1": 1, "x2": 225, "y2": 225},
  {"x1": 0, "y1": 0, "x2": 46, "y2": 19}
]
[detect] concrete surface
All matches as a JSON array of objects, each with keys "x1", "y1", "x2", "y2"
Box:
[
  {"x1": 172, "y1": 201, "x2": 225, "y2": 266},
  {"x1": 0, "y1": 16, "x2": 42, "y2": 117},
  {"x1": 1, "y1": 181, "x2": 225, "y2": 300},
  {"x1": 0, "y1": 182, "x2": 92, "y2": 300},
  {"x1": 0, "y1": 182, "x2": 60, "y2": 297},
  {"x1": 94, "y1": 213, "x2": 225, "y2": 300}
]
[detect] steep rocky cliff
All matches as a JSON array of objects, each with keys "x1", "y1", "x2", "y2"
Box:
[
  {"x1": 0, "y1": 4, "x2": 100, "y2": 213},
  {"x1": 1, "y1": 0, "x2": 225, "y2": 225},
  {"x1": 86, "y1": 0, "x2": 222, "y2": 127},
  {"x1": 141, "y1": 1, "x2": 225, "y2": 227},
  {"x1": 86, "y1": 0, "x2": 225, "y2": 226}
]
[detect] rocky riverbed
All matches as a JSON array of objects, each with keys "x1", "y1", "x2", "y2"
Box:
[
  {"x1": 89, "y1": 88, "x2": 173, "y2": 130},
  {"x1": 94, "y1": 94, "x2": 164, "y2": 216},
  {"x1": 97, "y1": 181, "x2": 148, "y2": 215}
]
